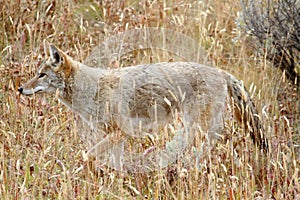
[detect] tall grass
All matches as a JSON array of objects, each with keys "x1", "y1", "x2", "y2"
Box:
[{"x1": 0, "y1": 0, "x2": 299, "y2": 199}]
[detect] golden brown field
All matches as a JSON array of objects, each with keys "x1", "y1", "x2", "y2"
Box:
[{"x1": 0, "y1": 0, "x2": 299, "y2": 199}]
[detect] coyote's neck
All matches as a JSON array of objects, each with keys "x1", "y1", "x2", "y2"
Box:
[{"x1": 58, "y1": 62, "x2": 112, "y2": 127}]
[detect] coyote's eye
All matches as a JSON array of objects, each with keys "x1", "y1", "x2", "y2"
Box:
[{"x1": 38, "y1": 73, "x2": 47, "y2": 78}]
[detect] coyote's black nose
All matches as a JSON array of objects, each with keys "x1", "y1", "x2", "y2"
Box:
[{"x1": 18, "y1": 87, "x2": 23, "y2": 94}]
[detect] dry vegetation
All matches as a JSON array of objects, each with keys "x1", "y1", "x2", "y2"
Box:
[{"x1": 0, "y1": 0, "x2": 299, "y2": 199}]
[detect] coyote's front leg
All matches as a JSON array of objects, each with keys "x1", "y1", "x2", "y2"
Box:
[{"x1": 86, "y1": 130, "x2": 126, "y2": 170}]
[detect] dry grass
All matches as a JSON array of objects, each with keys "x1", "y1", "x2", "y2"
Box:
[{"x1": 0, "y1": 0, "x2": 299, "y2": 199}]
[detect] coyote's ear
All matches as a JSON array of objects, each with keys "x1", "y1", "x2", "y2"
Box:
[{"x1": 49, "y1": 45, "x2": 64, "y2": 68}]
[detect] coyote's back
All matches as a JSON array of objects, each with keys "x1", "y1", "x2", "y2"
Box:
[{"x1": 19, "y1": 44, "x2": 268, "y2": 171}]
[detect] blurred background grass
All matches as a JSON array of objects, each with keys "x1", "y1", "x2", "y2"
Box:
[{"x1": 0, "y1": 0, "x2": 299, "y2": 199}]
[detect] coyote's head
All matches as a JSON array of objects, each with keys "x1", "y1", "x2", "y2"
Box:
[{"x1": 18, "y1": 43, "x2": 72, "y2": 96}]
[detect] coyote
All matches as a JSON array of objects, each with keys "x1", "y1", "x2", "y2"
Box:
[{"x1": 19, "y1": 43, "x2": 268, "y2": 171}]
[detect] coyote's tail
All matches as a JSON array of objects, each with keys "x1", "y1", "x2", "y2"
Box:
[{"x1": 225, "y1": 73, "x2": 269, "y2": 152}]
